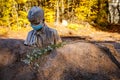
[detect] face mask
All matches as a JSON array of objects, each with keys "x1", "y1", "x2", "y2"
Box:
[{"x1": 31, "y1": 24, "x2": 43, "y2": 30}]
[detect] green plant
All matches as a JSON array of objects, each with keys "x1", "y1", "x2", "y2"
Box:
[
  {"x1": 67, "y1": 23, "x2": 79, "y2": 31},
  {"x1": 22, "y1": 42, "x2": 66, "y2": 69}
]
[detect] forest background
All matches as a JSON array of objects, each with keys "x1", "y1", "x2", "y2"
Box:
[{"x1": 0, "y1": 0, "x2": 120, "y2": 34}]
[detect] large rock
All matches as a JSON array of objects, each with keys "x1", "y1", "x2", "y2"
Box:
[{"x1": 0, "y1": 39, "x2": 120, "y2": 80}]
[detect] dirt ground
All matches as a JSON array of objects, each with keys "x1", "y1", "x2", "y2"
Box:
[
  {"x1": 1, "y1": 24, "x2": 120, "y2": 41},
  {"x1": 0, "y1": 24, "x2": 120, "y2": 80}
]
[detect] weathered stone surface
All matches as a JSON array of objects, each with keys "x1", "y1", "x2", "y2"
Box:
[{"x1": 0, "y1": 39, "x2": 120, "y2": 80}]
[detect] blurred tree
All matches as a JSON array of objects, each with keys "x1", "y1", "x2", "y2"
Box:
[
  {"x1": 95, "y1": 0, "x2": 109, "y2": 26},
  {"x1": 0, "y1": 0, "x2": 118, "y2": 28}
]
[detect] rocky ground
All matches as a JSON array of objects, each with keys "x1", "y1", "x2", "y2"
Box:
[{"x1": 0, "y1": 24, "x2": 120, "y2": 80}]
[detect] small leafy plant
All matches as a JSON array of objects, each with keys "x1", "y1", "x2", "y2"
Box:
[{"x1": 22, "y1": 42, "x2": 66, "y2": 69}]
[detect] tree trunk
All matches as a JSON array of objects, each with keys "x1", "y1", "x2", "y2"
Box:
[
  {"x1": 56, "y1": 0, "x2": 59, "y2": 24},
  {"x1": 117, "y1": 2, "x2": 120, "y2": 24}
]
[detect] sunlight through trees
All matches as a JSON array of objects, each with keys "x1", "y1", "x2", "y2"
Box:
[{"x1": 0, "y1": 0, "x2": 120, "y2": 28}]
